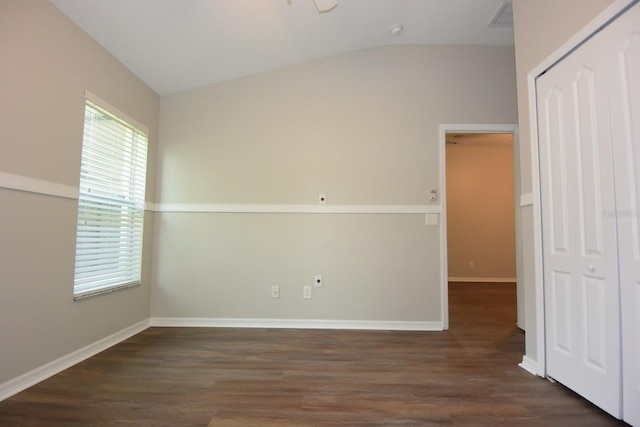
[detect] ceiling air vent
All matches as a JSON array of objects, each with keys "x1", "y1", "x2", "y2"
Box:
[{"x1": 489, "y1": 1, "x2": 513, "y2": 27}]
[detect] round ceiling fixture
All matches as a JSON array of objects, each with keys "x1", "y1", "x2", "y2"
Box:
[{"x1": 389, "y1": 25, "x2": 404, "y2": 36}]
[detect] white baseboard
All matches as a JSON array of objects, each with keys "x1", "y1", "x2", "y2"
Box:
[
  {"x1": 448, "y1": 277, "x2": 516, "y2": 283},
  {"x1": 518, "y1": 355, "x2": 538, "y2": 376},
  {"x1": 150, "y1": 317, "x2": 443, "y2": 331},
  {"x1": 0, "y1": 319, "x2": 149, "y2": 402}
]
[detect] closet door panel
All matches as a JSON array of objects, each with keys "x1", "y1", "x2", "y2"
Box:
[
  {"x1": 582, "y1": 276, "x2": 606, "y2": 370},
  {"x1": 575, "y1": 69, "x2": 605, "y2": 256},
  {"x1": 551, "y1": 271, "x2": 573, "y2": 353},
  {"x1": 537, "y1": 28, "x2": 621, "y2": 417},
  {"x1": 605, "y1": 2, "x2": 640, "y2": 425}
]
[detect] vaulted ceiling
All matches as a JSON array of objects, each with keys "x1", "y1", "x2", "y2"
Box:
[{"x1": 50, "y1": 0, "x2": 514, "y2": 95}]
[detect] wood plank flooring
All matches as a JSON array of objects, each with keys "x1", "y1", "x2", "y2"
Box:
[{"x1": 0, "y1": 283, "x2": 627, "y2": 426}]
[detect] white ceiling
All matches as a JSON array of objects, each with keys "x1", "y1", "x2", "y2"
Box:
[{"x1": 50, "y1": 0, "x2": 514, "y2": 95}]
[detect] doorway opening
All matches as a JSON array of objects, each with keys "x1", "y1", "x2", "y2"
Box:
[
  {"x1": 438, "y1": 125, "x2": 519, "y2": 331},
  {"x1": 445, "y1": 132, "x2": 516, "y2": 330}
]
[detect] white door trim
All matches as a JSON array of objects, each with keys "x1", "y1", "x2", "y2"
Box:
[
  {"x1": 438, "y1": 124, "x2": 518, "y2": 331},
  {"x1": 526, "y1": 0, "x2": 636, "y2": 378}
]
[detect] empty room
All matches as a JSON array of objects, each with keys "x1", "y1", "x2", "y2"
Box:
[{"x1": 1, "y1": 0, "x2": 638, "y2": 425}]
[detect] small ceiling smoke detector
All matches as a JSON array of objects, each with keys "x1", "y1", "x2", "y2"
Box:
[
  {"x1": 489, "y1": 1, "x2": 513, "y2": 27},
  {"x1": 389, "y1": 25, "x2": 404, "y2": 36}
]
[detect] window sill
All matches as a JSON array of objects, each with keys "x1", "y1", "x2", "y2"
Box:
[{"x1": 74, "y1": 281, "x2": 141, "y2": 301}]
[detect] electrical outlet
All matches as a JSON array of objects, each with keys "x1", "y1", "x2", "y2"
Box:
[
  {"x1": 271, "y1": 285, "x2": 280, "y2": 298},
  {"x1": 314, "y1": 274, "x2": 322, "y2": 287},
  {"x1": 303, "y1": 286, "x2": 312, "y2": 299}
]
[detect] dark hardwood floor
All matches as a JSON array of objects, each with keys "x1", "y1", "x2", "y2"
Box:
[{"x1": 0, "y1": 283, "x2": 627, "y2": 426}]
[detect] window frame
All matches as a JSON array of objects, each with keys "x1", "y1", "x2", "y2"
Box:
[{"x1": 73, "y1": 92, "x2": 149, "y2": 300}]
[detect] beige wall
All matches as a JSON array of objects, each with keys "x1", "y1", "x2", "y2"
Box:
[
  {"x1": 153, "y1": 45, "x2": 518, "y2": 323},
  {"x1": 0, "y1": 0, "x2": 159, "y2": 385},
  {"x1": 512, "y1": 0, "x2": 615, "y2": 365},
  {"x1": 446, "y1": 135, "x2": 515, "y2": 280}
]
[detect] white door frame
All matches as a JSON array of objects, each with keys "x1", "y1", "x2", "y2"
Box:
[
  {"x1": 438, "y1": 124, "x2": 518, "y2": 330},
  {"x1": 526, "y1": 0, "x2": 635, "y2": 377}
]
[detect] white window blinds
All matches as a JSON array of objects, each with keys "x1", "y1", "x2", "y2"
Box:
[{"x1": 73, "y1": 98, "x2": 148, "y2": 299}]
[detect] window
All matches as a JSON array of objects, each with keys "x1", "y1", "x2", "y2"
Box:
[{"x1": 73, "y1": 95, "x2": 148, "y2": 299}]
